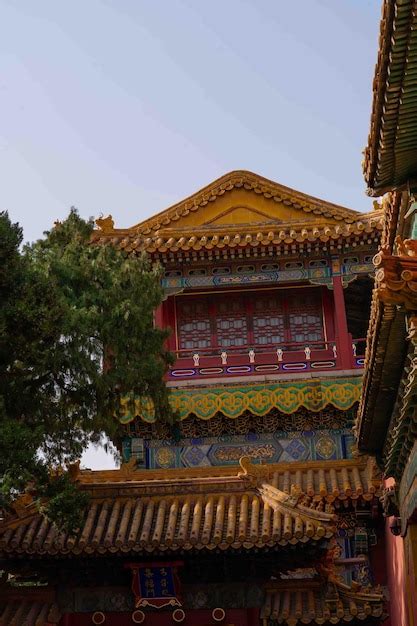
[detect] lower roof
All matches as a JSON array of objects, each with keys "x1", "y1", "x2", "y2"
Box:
[
  {"x1": 0, "y1": 580, "x2": 385, "y2": 626},
  {"x1": 261, "y1": 580, "x2": 385, "y2": 625},
  {"x1": 0, "y1": 458, "x2": 379, "y2": 558},
  {"x1": 0, "y1": 600, "x2": 60, "y2": 626}
]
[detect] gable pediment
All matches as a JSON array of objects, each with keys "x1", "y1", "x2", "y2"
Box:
[
  {"x1": 203, "y1": 203, "x2": 278, "y2": 227},
  {"x1": 93, "y1": 172, "x2": 381, "y2": 252},
  {"x1": 160, "y1": 187, "x2": 346, "y2": 234},
  {"x1": 128, "y1": 171, "x2": 361, "y2": 236}
]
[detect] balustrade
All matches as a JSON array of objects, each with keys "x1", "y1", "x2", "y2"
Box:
[{"x1": 167, "y1": 337, "x2": 366, "y2": 380}]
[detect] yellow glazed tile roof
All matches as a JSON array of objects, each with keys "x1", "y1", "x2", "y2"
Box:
[
  {"x1": 356, "y1": 232, "x2": 417, "y2": 461},
  {"x1": 0, "y1": 600, "x2": 60, "y2": 626},
  {"x1": 261, "y1": 581, "x2": 385, "y2": 625},
  {"x1": 0, "y1": 458, "x2": 380, "y2": 557},
  {"x1": 91, "y1": 171, "x2": 383, "y2": 255},
  {"x1": 364, "y1": 1, "x2": 417, "y2": 195}
]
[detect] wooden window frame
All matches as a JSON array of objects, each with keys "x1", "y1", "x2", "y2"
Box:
[{"x1": 174, "y1": 288, "x2": 325, "y2": 353}]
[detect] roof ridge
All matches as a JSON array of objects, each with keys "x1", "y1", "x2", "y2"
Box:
[
  {"x1": 78, "y1": 456, "x2": 371, "y2": 484},
  {"x1": 92, "y1": 171, "x2": 365, "y2": 239}
]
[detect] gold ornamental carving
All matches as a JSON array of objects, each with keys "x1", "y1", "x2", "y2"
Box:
[
  {"x1": 95, "y1": 215, "x2": 115, "y2": 233},
  {"x1": 374, "y1": 241, "x2": 417, "y2": 310}
]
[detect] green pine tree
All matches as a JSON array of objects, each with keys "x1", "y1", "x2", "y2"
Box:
[{"x1": 0, "y1": 209, "x2": 173, "y2": 530}]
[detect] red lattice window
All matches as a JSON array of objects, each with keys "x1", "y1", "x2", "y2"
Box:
[
  {"x1": 287, "y1": 290, "x2": 323, "y2": 344},
  {"x1": 177, "y1": 299, "x2": 211, "y2": 350},
  {"x1": 252, "y1": 295, "x2": 285, "y2": 345},
  {"x1": 175, "y1": 288, "x2": 324, "y2": 351},
  {"x1": 216, "y1": 299, "x2": 248, "y2": 348}
]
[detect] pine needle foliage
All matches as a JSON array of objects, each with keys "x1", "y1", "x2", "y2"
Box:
[{"x1": 0, "y1": 209, "x2": 172, "y2": 530}]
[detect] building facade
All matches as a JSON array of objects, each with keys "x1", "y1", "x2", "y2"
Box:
[
  {"x1": 0, "y1": 172, "x2": 388, "y2": 625},
  {"x1": 358, "y1": 2, "x2": 417, "y2": 625}
]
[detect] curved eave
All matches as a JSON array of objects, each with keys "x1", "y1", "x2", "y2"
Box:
[
  {"x1": 262, "y1": 581, "x2": 385, "y2": 625},
  {"x1": 356, "y1": 291, "x2": 407, "y2": 454},
  {"x1": 0, "y1": 494, "x2": 335, "y2": 557},
  {"x1": 92, "y1": 212, "x2": 383, "y2": 257},
  {"x1": 0, "y1": 459, "x2": 380, "y2": 558},
  {"x1": 364, "y1": 1, "x2": 417, "y2": 195}
]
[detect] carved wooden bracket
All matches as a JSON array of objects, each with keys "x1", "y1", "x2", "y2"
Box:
[{"x1": 374, "y1": 242, "x2": 417, "y2": 309}]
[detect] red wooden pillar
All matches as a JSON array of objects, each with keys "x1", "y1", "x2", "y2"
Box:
[
  {"x1": 247, "y1": 606, "x2": 261, "y2": 626},
  {"x1": 332, "y1": 275, "x2": 352, "y2": 370},
  {"x1": 154, "y1": 303, "x2": 164, "y2": 329},
  {"x1": 155, "y1": 299, "x2": 177, "y2": 355}
]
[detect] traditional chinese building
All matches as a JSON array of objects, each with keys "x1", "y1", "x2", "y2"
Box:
[
  {"x1": 1, "y1": 171, "x2": 387, "y2": 625},
  {"x1": 358, "y1": 2, "x2": 417, "y2": 625}
]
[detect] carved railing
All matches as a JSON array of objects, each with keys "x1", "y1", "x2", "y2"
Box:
[{"x1": 167, "y1": 338, "x2": 365, "y2": 380}]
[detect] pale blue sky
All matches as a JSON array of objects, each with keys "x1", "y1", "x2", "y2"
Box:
[
  {"x1": 1, "y1": 0, "x2": 381, "y2": 245},
  {"x1": 1, "y1": 0, "x2": 382, "y2": 467}
]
